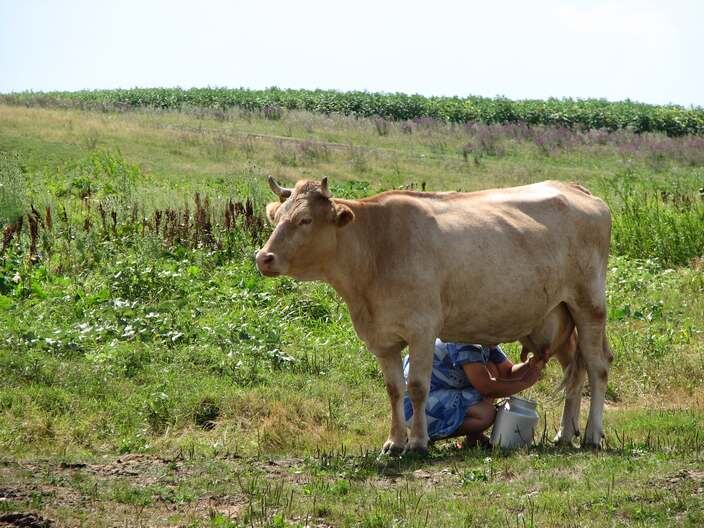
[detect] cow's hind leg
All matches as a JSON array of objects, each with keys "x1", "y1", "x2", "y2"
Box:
[
  {"x1": 374, "y1": 349, "x2": 407, "y2": 456},
  {"x1": 554, "y1": 334, "x2": 586, "y2": 445},
  {"x1": 567, "y1": 302, "x2": 610, "y2": 449},
  {"x1": 405, "y1": 335, "x2": 435, "y2": 455}
]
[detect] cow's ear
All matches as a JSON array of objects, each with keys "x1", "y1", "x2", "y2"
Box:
[
  {"x1": 266, "y1": 202, "x2": 281, "y2": 225},
  {"x1": 334, "y1": 204, "x2": 355, "y2": 227}
]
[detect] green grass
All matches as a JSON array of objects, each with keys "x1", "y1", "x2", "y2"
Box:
[{"x1": 0, "y1": 103, "x2": 703, "y2": 527}]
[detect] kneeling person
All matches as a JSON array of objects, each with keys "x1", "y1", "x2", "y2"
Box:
[{"x1": 403, "y1": 339, "x2": 544, "y2": 447}]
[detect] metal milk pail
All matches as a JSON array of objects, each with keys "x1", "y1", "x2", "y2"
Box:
[{"x1": 489, "y1": 396, "x2": 539, "y2": 449}]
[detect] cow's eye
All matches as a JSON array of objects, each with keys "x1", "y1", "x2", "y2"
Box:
[{"x1": 298, "y1": 218, "x2": 312, "y2": 226}]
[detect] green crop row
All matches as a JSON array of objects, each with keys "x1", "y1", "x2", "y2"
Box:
[{"x1": 3, "y1": 87, "x2": 704, "y2": 136}]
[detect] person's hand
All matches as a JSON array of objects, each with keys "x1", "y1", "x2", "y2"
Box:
[
  {"x1": 523, "y1": 358, "x2": 545, "y2": 386},
  {"x1": 520, "y1": 346, "x2": 530, "y2": 363},
  {"x1": 528, "y1": 356, "x2": 545, "y2": 372}
]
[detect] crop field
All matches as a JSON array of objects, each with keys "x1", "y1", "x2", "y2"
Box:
[
  {"x1": 4, "y1": 87, "x2": 704, "y2": 136},
  {"x1": 0, "y1": 97, "x2": 703, "y2": 527}
]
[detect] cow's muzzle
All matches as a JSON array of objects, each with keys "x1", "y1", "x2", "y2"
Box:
[{"x1": 255, "y1": 250, "x2": 280, "y2": 277}]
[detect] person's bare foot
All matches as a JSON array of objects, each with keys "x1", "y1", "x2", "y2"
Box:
[{"x1": 461, "y1": 433, "x2": 492, "y2": 450}]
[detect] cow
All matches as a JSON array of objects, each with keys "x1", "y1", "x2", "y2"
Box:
[{"x1": 255, "y1": 177, "x2": 612, "y2": 454}]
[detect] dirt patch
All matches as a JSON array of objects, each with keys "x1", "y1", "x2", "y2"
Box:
[
  {"x1": 410, "y1": 467, "x2": 456, "y2": 485},
  {"x1": 54, "y1": 453, "x2": 183, "y2": 487},
  {"x1": 665, "y1": 469, "x2": 704, "y2": 483},
  {"x1": 254, "y1": 457, "x2": 310, "y2": 484},
  {"x1": 366, "y1": 466, "x2": 460, "y2": 490},
  {"x1": 287, "y1": 515, "x2": 334, "y2": 528},
  {"x1": 0, "y1": 512, "x2": 53, "y2": 528},
  {"x1": 0, "y1": 488, "x2": 30, "y2": 502},
  {"x1": 86, "y1": 454, "x2": 166, "y2": 480},
  {"x1": 193, "y1": 494, "x2": 245, "y2": 518},
  {"x1": 0, "y1": 480, "x2": 91, "y2": 513},
  {"x1": 664, "y1": 468, "x2": 704, "y2": 494}
]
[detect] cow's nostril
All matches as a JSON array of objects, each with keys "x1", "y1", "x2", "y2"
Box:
[{"x1": 256, "y1": 251, "x2": 275, "y2": 267}]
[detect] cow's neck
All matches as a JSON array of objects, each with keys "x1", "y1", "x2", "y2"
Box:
[{"x1": 322, "y1": 199, "x2": 378, "y2": 308}]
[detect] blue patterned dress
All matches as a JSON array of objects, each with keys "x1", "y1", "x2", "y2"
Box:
[{"x1": 403, "y1": 339, "x2": 508, "y2": 439}]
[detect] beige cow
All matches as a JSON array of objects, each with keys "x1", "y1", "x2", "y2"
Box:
[{"x1": 256, "y1": 177, "x2": 612, "y2": 454}]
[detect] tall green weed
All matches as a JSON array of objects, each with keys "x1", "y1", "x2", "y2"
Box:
[
  {"x1": 0, "y1": 151, "x2": 26, "y2": 226},
  {"x1": 611, "y1": 191, "x2": 704, "y2": 267}
]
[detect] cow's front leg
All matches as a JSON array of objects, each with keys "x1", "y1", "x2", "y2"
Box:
[
  {"x1": 374, "y1": 352, "x2": 407, "y2": 456},
  {"x1": 405, "y1": 336, "x2": 435, "y2": 455}
]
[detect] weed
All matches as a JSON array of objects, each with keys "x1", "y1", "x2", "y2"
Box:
[
  {"x1": 239, "y1": 135, "x2": 256, "y2": 158},
  {"x1": 210, "y1": 134, "x2": 235, "y2": 159},
  {"x1": 111, "y1": 484, "x2": 152, "y2": 506},
  {"x1": 262, "y1": 105, "x2": 283, "y2": 121},
  {"x1": 0, "y1": 152, "x2": 26, "y2": 226},
  {"x1": 274, "y1": 141, "x2": 299, "y2": 167},
  {"x1": 194, "y1": 396, "x2": 221, "y2": 430},
  {"x1": 349, "y1": 146, "x2": 368, "y2": 173},
  {"x1": 462, "y1": 143, "x2": 482, "y2": 165},
  {"x1": 296, "y1": 140, "x2": 329, "y2": 164},
  {"x1": 373, "y1": 118, "x2": 389, "y2": 136},
  {"x1": 143, "y1": 389, "x2": 173, "y2": 434},
  {"x1": 83, "y1": 129, "x2": 99, "y2": 150},
  {"x1": 611, "y1": 188, "x2": 704, "y2": 266}
]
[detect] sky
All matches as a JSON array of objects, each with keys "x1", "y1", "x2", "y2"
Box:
[{"x1": 1, "y1": 0, "x2": 702, "y2": 107}]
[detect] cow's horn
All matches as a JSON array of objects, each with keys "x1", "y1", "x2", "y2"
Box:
[
  {"x1": 320, "y1": 177, "x2": 330, "y2": 197},
  {"x1": 267, "y1": 176, "x2": 292, "y2": 200}
]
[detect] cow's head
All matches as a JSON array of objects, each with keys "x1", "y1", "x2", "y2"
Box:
[{"x1": 255, "y1": 177, "x2": 354, "y2": 280}]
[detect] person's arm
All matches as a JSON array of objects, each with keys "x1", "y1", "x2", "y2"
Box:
[
  {"x1": 496, "y1": 357, "x2": 545, "y2": 381},
  {"x1": 463, "y1": 359, "x2": 543, "y2": 398}
]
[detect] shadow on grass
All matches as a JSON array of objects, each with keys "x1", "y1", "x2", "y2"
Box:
[{"x1": 304, "y1": 427, "x2": 704, "y2": 480}]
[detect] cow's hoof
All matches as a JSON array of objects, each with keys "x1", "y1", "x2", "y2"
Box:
[
  {"x1": 404, "y1": 447, "x2": 429, "y2": 458},
  {"x1": 553, "y1": 429, "x2": 579, "y2": 447},
  {"x1": 581, "y1": 431, "x2": 604, "y2": 450},
  {"x1": 553, "y1": 435, "x2": 571, "y2": 447},
  {"x1": 403, "y1": 443, "x2": 429, "y2": 458},
  {"x1": 581, "y1": 441, "x2": 602, "y2": 451},
  {"x1": 381, "y1": 440, "x2": 405, "y2": 457}
]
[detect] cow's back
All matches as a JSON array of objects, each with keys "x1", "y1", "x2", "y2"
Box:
[
  {"x1": 354, "y1": 181, "x2": 610, "y2": 344},
  {"x1": 362, "y1": 181, "x2": 609, "y2": 272}
]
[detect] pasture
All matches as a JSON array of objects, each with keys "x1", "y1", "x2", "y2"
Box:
[{"x1": 0, "y1": 99, "x2": 703, "y2": 527}]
